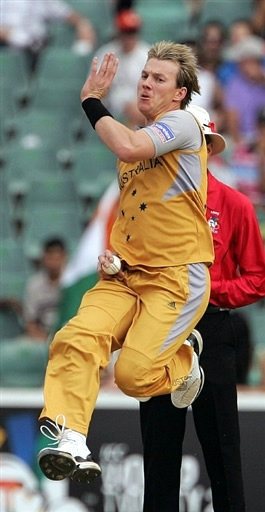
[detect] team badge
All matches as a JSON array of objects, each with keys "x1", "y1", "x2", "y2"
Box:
[{"x1": 208, "y1": 212, "x2": 220, "y2": 234}]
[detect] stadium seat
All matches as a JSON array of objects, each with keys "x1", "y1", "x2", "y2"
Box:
[
  {"x1": 0, "y1": 338, "x2": 49, "y2": 387},
  {"x1": 22, "y1": 175, "x2": 83, "y2": 222},
  {"x1": 68, "y1": 142, "x2": 117, "y2": 209},
  {"x1": 0, "y1": 175, "x2": 15, "y2": 222},
  {"x1": 0, "y1": 49, "x2": 29, "y2": 89},
  {"x1": 22, "y1": 206, "x2": 84, "y2": 259},
  {"x1": 35, "y1": 47, "x2": 91, "y2": 89},
  {"x1": 0, "y1": 235, "x2": 29, "y2": 304},
  {"x1": 29, "y1": 81, "x2": 82, "y2": 120},
  {"x1": 0, "y1": 310, "x2": 24, "y2": 340},
  {"x1": 49, "y1": 20, "x2": 76, "y2": 48},
  {"x1": 137, "y1": 1, "x2": 186, "y2": 44},
  {"x1": 0, "y1": 82, "x2": 19, "y2": 146},
  {"x1": 0, "y1": 52, "x2": 31, "y2": 144},
  {"x1": 199, "y1": 0, "x2": 252, "y2": 28},
  {"x1": 81, "y1": 171, "x2": 115, "y2": 221},
  {"x1": 0, "y1": 237, "x2": 32, "y2": 275},
  {"x1": 0, "y1": 271, "x2": 28, "y2": 302},
  {"x1": 0, "y1": 212, "x2": 17, "y2": 239},
  {"x1": 69, "y1": 140, "x2": 117, "y2": 172},
  {"x1": 0, "y1": 207, "x2": 17, "y2": 239},
  {"x1": 3, "y1": 109, "x2": 73, "y2": 156},
  {"x1": 24, "y1": 174, "x2": 79, "y2": 204},
  {"x1": 0, "y1": 239, "x2": 30, "y2": 339},
  {"x1": 66, "y1": 0, "x2": 113, "y2": 46},
  {"x1": 4, "y1": 145, "x2": 62, "y2": 197},
  {"x1": 136, "y1": 0, "x2": 253, "y2": 44}
]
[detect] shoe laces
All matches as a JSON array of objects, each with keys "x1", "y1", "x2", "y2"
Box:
[{"x1": 40, "y1": 414, "x2": 66, "y2": 446}]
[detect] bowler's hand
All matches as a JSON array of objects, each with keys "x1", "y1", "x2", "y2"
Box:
[
  {"x1": 98, "y1": 250, "x2": 125, "y2": 280},
  {"x1": 81, "y1": 52, "x2": 119, "y2": 101}
]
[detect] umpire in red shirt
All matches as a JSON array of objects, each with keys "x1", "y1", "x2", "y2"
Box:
[{"x1": 140, "y1": 106, "x2": 265, "y2": 512}]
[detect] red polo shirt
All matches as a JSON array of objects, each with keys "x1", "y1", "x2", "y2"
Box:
[{"x1": 207, "y1": 171, "x2": 265, "y2": 308}]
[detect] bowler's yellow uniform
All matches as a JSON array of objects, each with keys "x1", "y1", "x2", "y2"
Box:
[{"x1": 41, "y1": 110, "x2": 214, "y2": 435}]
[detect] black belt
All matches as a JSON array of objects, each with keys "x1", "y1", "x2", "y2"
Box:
[{"x1": 206, "y1": 304, "x2": 230, "y2": 314}]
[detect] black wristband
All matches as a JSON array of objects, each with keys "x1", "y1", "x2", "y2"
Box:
[{"x1": 81, "y1": 98, "x2": 113, "y2": 129}]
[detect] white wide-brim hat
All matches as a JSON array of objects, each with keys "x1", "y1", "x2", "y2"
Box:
[{"x1": 186, "y1": 105, "x2": 227, "y2": 156}]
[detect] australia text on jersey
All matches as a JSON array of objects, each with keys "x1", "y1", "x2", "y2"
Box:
[{"x1": 118, "y1": 157, "x2": 163, "y2": 189}]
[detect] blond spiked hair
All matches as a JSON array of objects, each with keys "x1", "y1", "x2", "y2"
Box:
[{"x1": 147, "y1": 41, "x2": 200, "y2": 109}]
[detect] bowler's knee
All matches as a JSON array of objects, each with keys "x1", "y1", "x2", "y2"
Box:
[{"x1": 114, "y1": 349, "x2": 150, "y2": 396}]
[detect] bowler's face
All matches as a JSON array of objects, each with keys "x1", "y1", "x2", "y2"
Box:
[{"x1": 137, "y1": 58, "x2": 181, "y2": 121}]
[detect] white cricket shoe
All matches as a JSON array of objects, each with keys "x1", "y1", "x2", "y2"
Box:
[
  {"x1": 171, "y1": 329, "x2": 204, "y2": 408},
  {"x1": 38, "y1": 415, "x2": 101, "y2": 483}
]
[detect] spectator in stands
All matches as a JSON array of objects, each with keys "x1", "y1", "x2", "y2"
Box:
[
  {"x1": 236, "y1": 105, "x2": 265, "y2": 205},
  {"x1": 23, "y1": 238, "x2": 67, "y2": 342},
  {"x1": 189, "y1": 21, "x2": 227, "y2": 132},
  {"x1": 188, "y1": 42, "x2": 225, "y2": 133},
  {"x1": 197, "y1": 20, "x2": 227, "y2": 74},
  {"x1": 223, "y1": 35, "x2": 265, "y2": 145},
  {"x1": 0, "y1": 0, "x2": 96, "y2": 73},
  {"x1": 228, "y1": 18, "x2": 253, "y2": 45},
  {"x1": 218, "y1": 18, "x2": 254, "y2": 86},
  {"x1": 94, "y1": 8, "x2": 150, "y2": 127},
  {"x1": 251, "y1": 0, "x2": 265, "y2": 39}
]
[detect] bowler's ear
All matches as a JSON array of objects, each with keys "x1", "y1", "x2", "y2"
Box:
[{"x1": 173, "y1": 87, "x2": 187, "y2": 102}]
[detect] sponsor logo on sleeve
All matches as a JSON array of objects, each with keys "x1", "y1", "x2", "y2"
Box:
[{"x1": 150, "y1": 122, "x2": 176, "y2": 143}]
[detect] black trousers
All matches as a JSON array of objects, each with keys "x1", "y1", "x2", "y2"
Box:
[{"x1": 140, "y1": 310, "x2": 246, "y2": 512}]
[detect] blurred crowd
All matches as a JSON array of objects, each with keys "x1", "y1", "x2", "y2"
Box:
[{"x1": 0, "y1": 0, "x2": 265, "y2": 390}]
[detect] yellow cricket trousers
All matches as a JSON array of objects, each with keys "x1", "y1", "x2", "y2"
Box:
[{"x1": 40, "y1": 262, "x2": 210, "y2": 435}]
